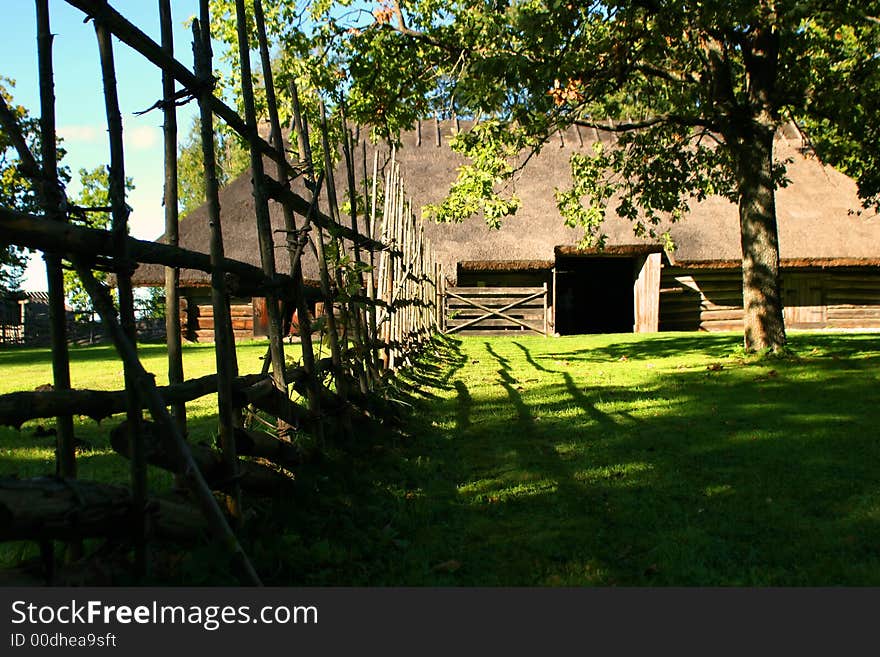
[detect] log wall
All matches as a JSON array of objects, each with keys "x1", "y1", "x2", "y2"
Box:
[
  {"x1": 181, "y1": 291, "x2": 256, "y2": 342},
  {"x1": 659, "y1": 266, "x2": 880, "y2": 332}
]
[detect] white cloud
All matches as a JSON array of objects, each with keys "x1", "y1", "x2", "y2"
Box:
[
  {"x1": 125, "y1": 125, "x2": 159, "y2": 150},
  {"x1": 57, "y1": 124, "x2": 101, "y2": 142}
]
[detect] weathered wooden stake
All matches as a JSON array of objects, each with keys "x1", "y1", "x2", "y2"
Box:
[
  {"x1": 193, "y1": 15, "x2": 242, "y2": 522},
  {"x1": 253, "y1": 0, "x2": 322, "y2": 438},
  {"x1": 339, "y1": 108, "x2": 371, "y2": 392},
  {"x1": 95, "y1": 14, "x2": 147, "y2": 573},
  {"x1": 232, "y1": 0, "x2": 287, "y2": 398},
  {"x1": 367, "y1": 148, "x2": 382, "y2": 375},
  {"x1": 34, "y1": 0, "x2": 76, "y2": 572},
  {"x1": 33, "y1": 0, "x2": 76, "y2": 484},
  {"x1": 159, "y1": 0, "x2": 186, "y2": 440},
  {"x1": 313, "y1": 104, "x2": 350, "y2": 407}
]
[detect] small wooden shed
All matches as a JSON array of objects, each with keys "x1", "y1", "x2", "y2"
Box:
[{"x1": 0, "y1": 291, "x2": 53, "y2": 345}]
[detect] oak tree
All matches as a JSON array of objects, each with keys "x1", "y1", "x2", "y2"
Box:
[{"x1": 339, "y1": 0, "x2": 880, "y2": 352}]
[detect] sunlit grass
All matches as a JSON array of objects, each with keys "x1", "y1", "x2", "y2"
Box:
[
  {"x1": 255, "y1": 330, "x2": 880, "y2": 586},
  {"x1": 2, "y1": 331, "x2": 880, "y2": 585}
]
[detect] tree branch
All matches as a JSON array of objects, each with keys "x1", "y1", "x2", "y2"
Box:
[{"x1": 573, "y1": 114, "x2": 719, "y2": 132}]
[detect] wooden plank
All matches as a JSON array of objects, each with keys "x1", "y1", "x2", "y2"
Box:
[
  {"x1": 451, "y1": 311, "x2": 546, "y2": 321},
  {"x1": 194, "y1": 329, "x2": 254, "y2": 342},
  {"x1": 700, "y1": 285, "x2": 742, "y2": 298},
  {"x1": 826, "y1": 290, "x2": 880, "y2": 302},
  {"x1": 826, "y1": 318, "x2": 880, "y2": 329},
  {"x1": 826, "y1": 303, "x2": 880, "y2": 310},
  {"x1": 688, "y1": 270, "x2": 744, "y2": 279},
  {"x1": 700, "y1": 309, "x2": 745, "y2": 321},
  {"x1": 826, "y1": 309, "x2": 880, "y2": 319},
  {"x1": 452, "y1": 329, "x2": 540, "y2": 337},
  {"x1": 447, "y1": 318, "x2": 545, "y2": 329},
  {"x1": 700, "y1": 320, "x2": 744, "y2": 331},
  {"x1": 822, "y1": 276, "x2": 880, "y2": 286},
  {"x1": 701, "y1": 300, "x2": 744, "y2": 311},
  {"x1": 786, "y1": 321, "x2": 830, "y2": 329},
  {"x1": 197, "y1": 317, "x2": 253, "y2": 331},
  {"x1": 634, "y1": 252, "x2": 660, "y2": 333},
  {"x1": 449, "y1": 286, "x2": 547, "y2": 295},
  {"x1": 447, "y1": 298, "x2": 546, "y2": 308}
]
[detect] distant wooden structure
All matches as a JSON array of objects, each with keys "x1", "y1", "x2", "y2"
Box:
[
  {"x1": 0, "y1": 291, "x2": 52, "y2": 345},
  {"x1": 136, "y1": 120, "x2": 880, "y2": 338}
]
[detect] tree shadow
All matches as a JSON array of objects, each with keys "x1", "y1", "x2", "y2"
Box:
[
  {"x1": 286, "y1": 333, "x2": 880, "y2": 586},
  {"x1": 453, "y1": 380, "x2": 471, "y2": 431}
]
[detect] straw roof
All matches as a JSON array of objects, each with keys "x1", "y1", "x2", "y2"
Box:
[{"x1": 132, "y1": 119, "x2": 880, "y2": 288}]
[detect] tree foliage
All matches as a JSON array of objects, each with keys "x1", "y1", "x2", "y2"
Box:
[
  {"x1": 342, "y1": 1, "x2": 880, "y2": 350},
  {"x1": 63, "y1": 166, "x2": 133, "y2": 318},
  {"x1": 0, "y1": 79, "x2": 43, "y2": 294},
  {"x1": 177, "y1": 117, "x2": 249, "y2": 217},
  {"x1": 1, "y1": 78, "x2": 72, "y2": 295}
]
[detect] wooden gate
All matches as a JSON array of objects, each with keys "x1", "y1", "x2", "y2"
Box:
[{"x1": 444, "y1": 285, "x2": 549, "y2": 336}]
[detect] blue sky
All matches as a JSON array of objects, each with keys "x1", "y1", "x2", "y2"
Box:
[{"x1": 3, "y1": 0, "x2": 215, "y2": 290}]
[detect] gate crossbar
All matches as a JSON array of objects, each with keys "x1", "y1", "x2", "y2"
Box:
[{"x1": 446, "y1": 290, "x2": 546, "y2": 334}]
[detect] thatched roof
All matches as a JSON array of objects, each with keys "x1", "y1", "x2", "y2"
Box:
[{"x1": 132, "y1": 119, "x2": 880, "y2": 288}]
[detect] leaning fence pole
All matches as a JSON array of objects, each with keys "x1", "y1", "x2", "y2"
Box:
[
  {"x1": 72, "y1": 265, "x2": 261, "y2": 586},
  {"x1": 95, "y1": 15, "x2": 148, "y2": 571},
  {"x1": 314, "y1": 105, "x2": 351, "y2": 404},
  {"x1": 339, "y1": 109, "x2": 372, "y2": 392},
  {"x1": 252, "y1": 0, "x2": 322, "y2": 434},
  {"x1": 291, "y1": 94, "x2": 351, "y2": 437},
  {"x1": 375, "y1": 165, "x2": 392, "y2": 370},
  {"x1": 34, "y1": 0, "x2": 76, "y2": 486},
  {"x1": 159, "y1": 0, "x2": 186, "y2": 440},
  {"x1": 367, "y1": 148, "x2": 381, "y2": 375},
  {"x1": 318, "y1": 107, "x2": 358, "y2": 377},
  {"x1": 193, "y1": 15, "x2": 242, "y2": 521},
  {"x1": 34, "y1": 0, "x2": 77, "y2": 573},
  {"x1": 388, "y1": 164, "x2": 402, "y2": 369},
  {"x1": 232, "y1": 0, "x2": 287, "y2": 397}
]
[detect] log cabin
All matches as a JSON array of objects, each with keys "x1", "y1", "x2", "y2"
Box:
[{"x1": 131, "y1": 120, "x2": 880, "y2": 339}]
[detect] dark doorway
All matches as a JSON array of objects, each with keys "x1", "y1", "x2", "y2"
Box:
[{"x1": 555, "y1": 256, "x2": 634, "y2": 334}]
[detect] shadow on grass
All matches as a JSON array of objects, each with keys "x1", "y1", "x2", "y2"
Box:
[
  {"x1": 258, "y1": 332, "x2": 880, "y2": 586},
  {"x1": 545, "y1": 333, "x2": 743, "y2": 362},
  {"x1": 5, "y1": 332, "x2": 880, "y2": 585}
]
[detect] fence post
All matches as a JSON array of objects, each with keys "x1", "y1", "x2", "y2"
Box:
[
  {"x1": 159, "y1": 0, "x2": 186, "y2": 442},
  {"x1": 543, "y1": 282, "x2": 548, "y2": 336},
  {"x1": 192, "y1": 13, "x2": 242, "y2": 523}
]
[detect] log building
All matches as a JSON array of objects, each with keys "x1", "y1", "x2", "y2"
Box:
[{"x1": 131, "y1": 120, "x2": 880, "y2": 339}]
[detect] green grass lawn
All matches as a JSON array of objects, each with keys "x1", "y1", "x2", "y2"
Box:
[
  {"x1": 2, "y1": 331, "x2": 880, "y2": 585},
  {"x1": 0, "y1": 341, "x2": 275, "y2": 485}
]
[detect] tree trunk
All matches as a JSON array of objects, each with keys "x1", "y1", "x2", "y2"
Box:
[{"x1": 735, "y1": 126, "x2": 786, "y2": 352}]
